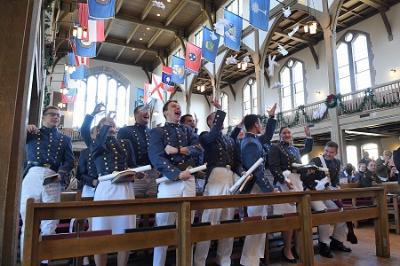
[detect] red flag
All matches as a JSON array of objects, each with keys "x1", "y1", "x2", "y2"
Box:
[
  {"x1": 150, "y1": 74, "x2": 164, "y2": 103},
  {"x1": 76, "y1": 56, "x2": 90, "y2": 66},
  {"x1": 185, "y1": 42, "x2": 202, "y2": 74},
  {"x1": 79, "y1": 3, "x2": 89, "y2": 29}
]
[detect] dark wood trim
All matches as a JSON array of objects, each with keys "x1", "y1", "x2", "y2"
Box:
[
  {"x1": 142, "y1": 67, "x2": 151, "y2": 83},
  {"x1": 228, "y1": 83, "x2": 236, "y2": 101},
  {"x1": 380, "y1": 11, "x2": 393, "y2": 41},
  {"x1": 308, "y1": 44, "x2": 319, "y2": 69}
]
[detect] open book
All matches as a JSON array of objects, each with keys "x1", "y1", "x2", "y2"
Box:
[
  {"x1": 98, "y1": 165, "x2": 152, "y2": 183},
  {"x1": 43, "y1": 173, "x2": 60, "y2": 185}
]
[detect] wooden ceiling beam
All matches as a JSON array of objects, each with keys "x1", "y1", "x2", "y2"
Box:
[
  {"x1": 274, "y1": 31, "x2": 311, "y2": 44},
  {"x1": 147, "y1": 29, "x2": 164, "y2": 48},
  {"x1": 135, "y1": 50, "x2": 147, "y2": 64},
  {"x1": 141, "y1": 0, "x2": 154, "y2": 21},
  {"x1": 359, "y1": 0, "x2": 388, "y2": 10},
  {"x1": 116, "y1": 13, "x2": 179, "y2": 34},
  {"x1": 165, "y1": 0, "x2": 187, "y2": 26},
  {"x1": 126, "y1": 24, "x2": 139, "y2": 44},
  {"x1": 115, "y1": 47, "x2": 125, "y2": 61},
  {"x1": 106, "y1": 37, "x2": 159, "y2": 54}
]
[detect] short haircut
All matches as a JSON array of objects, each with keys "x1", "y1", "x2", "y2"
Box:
[
  {"x1": 162, "y1": 100, "x2": 178, "y2": 113},
  {"x1": 180, "y1": 114, "x2": 193, "y2": 124},
  {"x1": 42, "y1": 106, "x2": 59, "y2": 115},
  {"x1": 383, "y1": 150, "x2": 392, "y2": 157},
  {"x1": 243, "y1": 114, "x2": 259, "y2": 131},
  {"x1": 325, "y1": 141, "x2": 339, "y2": 150}
]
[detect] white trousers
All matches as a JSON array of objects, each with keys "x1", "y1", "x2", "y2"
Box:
[
  {"x1": 194, "y1": 167, "x2": 236, "y2": 266},
  {"x1": 20, "y1": 166, "x2": 61, "y2": 257},
  {"x1": 240, "y1": 184, "x2": 269, "y2": 266},
  {"x1": 153, "y1": 176, "x2": 196, "y2": 266},
  {"x1": 92, "y1": 180, "x2": 136, "y2": 235},
  {"x1": 311, "y1": 200, "x2": 347, "y2": 244},
  {"x1": 273, "y1": 173, "x2": 303, "y2": 215}
]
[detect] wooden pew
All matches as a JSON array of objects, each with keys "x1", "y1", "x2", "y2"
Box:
[{"x1": 22, "y1": 188, "x2": 389, "y2": 266}]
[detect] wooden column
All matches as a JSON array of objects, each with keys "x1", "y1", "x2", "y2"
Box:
[
  {"x1": 297, "y1": 194, "x2": 314, "y2": 266},
  {"x1": 322, "y1": 27, "x2": 346, "y2": 163},
  {"x1": 374, "y1": 189, "x2": 390, "y2": 257},
  {"x1": 177, "y1": 201, "x2": 191, "y2": 266},
  {"x1": 0, "y1": 0, "x2": 41, "y2": 264}
]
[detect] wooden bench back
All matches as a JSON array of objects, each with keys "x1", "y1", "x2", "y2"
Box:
[{"x1": 22, "y1": 188, "x2": 389, "y2": 266}]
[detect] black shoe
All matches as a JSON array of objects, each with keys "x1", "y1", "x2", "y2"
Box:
[
  {"x1": 346, "y1": 222, "x2": 358, "y2": 244},
  {"x1": 281, "y1": 249, "x2": 297, "y2": 264},
  {"x1": 330, "y1": 237, "x2": 352, "y2": 252},
  {"x1": 40, "y1": 263, "x2": 48, "y2": 266},
  {"x1": 318, "y1": 242, "x2": 334, "y2": 258}
]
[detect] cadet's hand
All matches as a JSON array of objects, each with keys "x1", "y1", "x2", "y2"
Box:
[
  {"x1": 92, "y1": 179, "x2": 98, "y2": 187},
  {"x1": 102, "y1": 117, "x2": 114, "y2": 127},
  {"x1": 266, "y1": 103, "x2": 277, "y2": 117},
  {"x1": 211, "y1": 99, "x2": 222, "y2": 110},
  {"x1": 178, "y1": 170, "x2": 193, "y2": 181},
  {"x1": 180, "y1": 146, "x2": 190, "y2": 155},
  {"x1": 92, "y1": 103, "x2": 105, "y2": 116},
  {"x1": 165, "y1": 145, "x2": 178, "y2": 155},
  {"x1": 285, "y1": 179, "x2": 294, "y2": 190},
  {"x1": 304, "y1": 126, "x2": 311, "y2": 138},
  {"x1": 27, "y1": 124, "x2": 39, "y2": 134},
  {"x1": 107, "y1": 111, "x2": 116, "y2": 120}
]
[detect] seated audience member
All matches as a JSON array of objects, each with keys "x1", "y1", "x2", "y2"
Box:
[
  {"x1": 358, "y1": 160, "x2": 381, "y2": 187},
  {"x1": 359, "y1": 151, "x2": 371, "y2": 165},
  {"x1": 339, "y1": 163, "x2": 355, "y2": 184},
  {"x1": 376, "y1": 150, "x2": 392, "y2": 182},
  {"x1": 352, "y1": 162, "x2": 367, "y2": 183},
  {"x1": 393, "y1": 147, "x2": 400, "y2": 184}
]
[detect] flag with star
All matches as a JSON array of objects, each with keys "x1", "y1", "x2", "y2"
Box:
[
  {"x1": 202, "y1": 27, "x2": 220, "y2": 63},
  {"x1": 185, "y1": 42, "x2": 202, "y2": 74},
  {"x1": 249, "y1": 0, "x2": 270, "y2": 31},
  {"x1": 171, "y1": 55, "x2": 185, "y2": 84},
  {"x1": 224, "y1": 10, "x2": 243, "y2": 51}
]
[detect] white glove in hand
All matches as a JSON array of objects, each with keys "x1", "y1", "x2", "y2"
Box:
[
  {"x1": 282, "y1": 170, "x2": 291, "y2": 179},
  {"x1": 315, "y1": 176, "x2": 330, "y2": 191}
]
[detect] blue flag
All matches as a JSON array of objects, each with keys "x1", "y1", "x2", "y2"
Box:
[
  {"x1": 249, "y1": 0, "x2": 270, "y2": 31},
  {"x1": 88, "y1": 0, "x2": 115, "y2": 20},
  {"x1": 70, "y1": 65, "x2": 88, "y2": 80},
  {"x1": 67, "y1": 52, "x2": 77, "y2": 66},
  {"x1": 75, "y1": 38, "x2": 96, "y2": 58},
  {"x1": 224, "y1": 10, "x2": 243, "y2": 51},
  {"x1": 171, "y1": 56, "x2": 185, "y2": 84},
  {"x1": 202, "y1": 27, "x2": 220, "y2": 63}
]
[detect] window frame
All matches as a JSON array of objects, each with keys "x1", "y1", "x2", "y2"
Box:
[
  {"x1": 336, "y1": 30, "x2": 375, "y2": 94},
  {"x1": 220, "y1": 91, "x2": 229, "y2": 128},
  {"x1": 242, "y1": 78, "x2": 257, "y2": 115},
  {"x1": 279, "y1": 58, "x2": 306, "y2": 111}
]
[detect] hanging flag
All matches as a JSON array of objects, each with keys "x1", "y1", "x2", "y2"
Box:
[
  {"x1": 70, "y1": 65, "x2": 88, "y2": 80},
  {"x1": 143, "y1": 82, "x2": 151, "y2": 103},
  {"x1": 185, "y1": 42, "x2": 202, "y2": 74},
  {"x1": 249, "y1": 0, "x2": 270, "y2": 31},
  {"x1": 224, "y1": 10, "x2": 243, "y2": 51},
  {"x1": 150, "y1": 74, "x2": 165, "y2": 103},
  {"x1": 88, "y1": 0, "x2": 116, "y2": 20},
  {"x1": 162, "y1": 66, "x2": 173, "y2": 86},
  {"x1": 88, "y1": 19, "x2": 105, "y2": 42},
  {"x1": 202, "y1": 27, "x2": 220, "y2": 63},
  {"x1": 79, "y1": 3, "x2": 89, "y2": 29},
  {"x1": 171, "y1": 55, "x2": 185, "y2": 84},
  {"x1": 74, "y1": 38, "x2": 96, "y2": 58},
  {"x1": 62, "y1": 88, "x2": 78, "y2": 103},
  {"x1": 76, "y1": 56, "x2": 90, "y2": 66},
  {"x1": 67, "y1": 52, "x2": 77, "y2": 66}
]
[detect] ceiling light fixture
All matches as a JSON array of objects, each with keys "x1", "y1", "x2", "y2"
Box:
[
  {"x1": 139, "y1": 37, "x2": 143, "y2": 41},
  {"x1": 157, "y1": 13, "x2": 161, "y2": 16}
]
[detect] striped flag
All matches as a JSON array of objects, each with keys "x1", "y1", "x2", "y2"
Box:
[
  {"x1": 88, "y1": 19, "x2": 105, "y2": 42},
  {"x1": 76, "y1": 56, "x2": 90, "y2": 66},
  {"x1": 78, "y1": 3, "x2": 89, "y2": 29}
]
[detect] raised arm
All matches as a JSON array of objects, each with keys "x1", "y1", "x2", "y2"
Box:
[{"x1": 199, "y1": 110, "x2": 226, "y2": 145}]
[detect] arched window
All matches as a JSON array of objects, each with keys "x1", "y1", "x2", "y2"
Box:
[
  {"x1": 226, "y1": 0, "x2": 243, "y2": 17},
  {"x1": 220, "y1": 92, "x2": 229, "y2": 128},
  {"x1": 72, "y1": 73, "x2": 130, "y2": 128},
  {"x1": 243, "y1": 78, "x2": 257, "y2": 115},
  {"x1": 336, "y1": 31, "x2": 373, "y2": 94},
  {"x1": 346, "y1": 145, "x2": 358, "y2": 167},
  {"x1": 279, "y1": 59, "x2": 305, "y2": 111}
]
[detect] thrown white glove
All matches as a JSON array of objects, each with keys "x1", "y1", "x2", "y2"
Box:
[{"x1": 314, "y1": 176, "x2": 330, "y2": 191}]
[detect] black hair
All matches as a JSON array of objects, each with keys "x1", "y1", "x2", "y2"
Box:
[
  {"x1": 243, "y1": 114, "x2": 260, "y2": 131},
  {"x1": 42, "y1": 106, "x2": 60, "y2": 115},
  {"x1": 162, "y1": 100, "x2": 178, "y2": 112},
  {"x1": 325, "y1": 141, "x2": 339, "y2": 150},
  {"x1": 180, "y1": 114, "x2": 193, "y2": 124}
]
